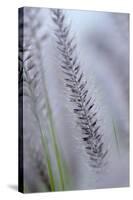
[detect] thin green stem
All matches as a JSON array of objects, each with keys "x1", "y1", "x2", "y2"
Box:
[
  {"x1": 25, "y1": 69, "x2": 55, "y2": 191},
  {"x1": 112, "y1": 118, "x2": 121, "y2": 157},
  {"x1": 40, "y1": 132, "x2": 55, "y2": 191},
  {"x1": 44, "y1": 85, "x2": 65, "y2": 190}
]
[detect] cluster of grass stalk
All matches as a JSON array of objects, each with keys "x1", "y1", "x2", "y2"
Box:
[
  {"x1": 19, "y1": 7, "x2": 110, "y2": 192},
  {"x1": 19, "y1": 8, "x2": 71, "y2": 192}
]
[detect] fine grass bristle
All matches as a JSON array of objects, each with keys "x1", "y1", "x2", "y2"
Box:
[{"x1": 51, "y1": 8, "x2": 108, "y2": 169}]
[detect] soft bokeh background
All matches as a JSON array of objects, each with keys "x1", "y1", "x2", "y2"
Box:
[{"x1": 22, "y1": 7, "x2": 129, "y2": 192}]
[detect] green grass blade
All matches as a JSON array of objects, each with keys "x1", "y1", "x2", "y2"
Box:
[
  {"x1": 45, "y1": 94, "x2": 65, "y2": 190},
  {"x1": 40, "y1": 132, "x2": 55, "y2": 191},
  {"x1": 112, "y1": 118, "x2": 121, "y2": 157}
]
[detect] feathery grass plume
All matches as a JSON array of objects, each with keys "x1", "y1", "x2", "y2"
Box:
[
  {"x1": 51, "y1": 9, "x2": 108, "y2": 169},
  {"x1": 24, "y1": 8, "x2": 66, "y2": 190},
  {"x1": 19, "y1": 8, "x2": 53, "y2": 191},
  {"x1": 19, "y1": 8, "x2": 69, "y2": 191},
  {"x1": 19, "y1": 43, "x2": 52, "y2": 191},
  {"x1": 22, "y1": 8, "x2": 48, "y2": 112}
]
